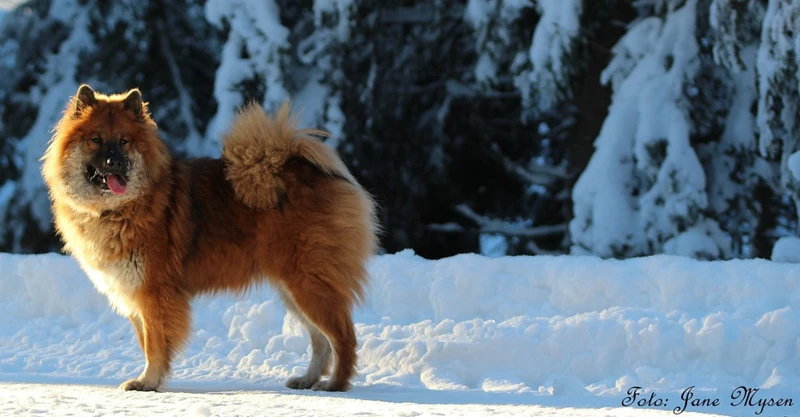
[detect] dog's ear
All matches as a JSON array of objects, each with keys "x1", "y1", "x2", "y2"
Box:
[
  {"x1": 123, "y1": 88, "x2": 144, "y2": 119},
  {"x1": 73, "y1": 84, "x2": 97, "y2": 116}
]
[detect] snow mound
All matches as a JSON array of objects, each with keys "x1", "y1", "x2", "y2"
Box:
[
  {"x1": 772, "y1": 237, "x2": 800, "y2": 263},
  {"x1": 1, "y1": 250, "x2": 799, "y2": 415}
]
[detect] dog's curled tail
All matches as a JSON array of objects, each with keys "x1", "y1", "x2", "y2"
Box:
[{"x1": 221, "y1": 101, "x2": 355, "y2": 209}]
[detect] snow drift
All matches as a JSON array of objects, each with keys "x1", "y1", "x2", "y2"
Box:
[{"x1": 1, "y1": 251, "x2": 799, "y2": 416}]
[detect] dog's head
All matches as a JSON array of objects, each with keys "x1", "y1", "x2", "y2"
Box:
[{"x1": 42, "y1": 84, "x2": 170, "y2": 213}]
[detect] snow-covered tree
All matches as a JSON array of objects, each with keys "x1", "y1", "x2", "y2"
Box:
[
  {"x1": 754, "y1": 0, "x2": 800, "y2": 248},
  {"x1": 203, "y1": 0, "x2": 289, "y2": 156},
  {"x1": 514, "y1": 0, "x2": 583, "y2": 120},
  {"x1": 466, "y1": 0, "x2": 531, "y2": 90},
  {"x1": 290, "y1": 0, "x2": 355, "y2": 149},
  {"x1": 703, "y1": 0, "x2": 766, "y2": 257},
  {"x1": 570, "y1": 0, "x2": 800, "y2": 259},
  {"x1": 571, "y1": 0, "x2": 732, "y2": 259},
  {"x1": 438, "y1": 0, "x2": 583, "y2": 256}
]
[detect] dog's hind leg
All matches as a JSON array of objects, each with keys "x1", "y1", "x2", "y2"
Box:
[
  {"x1": 128, "y1": 315, "x2": 145, "y2": 351},
  {"x1": 281, "y1": 275, "x2": 358, "y2": 392},
  {"x1": 280, "y1": 289, "x2": 333, "y2": 390}
]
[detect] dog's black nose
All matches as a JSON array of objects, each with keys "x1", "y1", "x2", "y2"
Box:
[
  {"x1": 105, "y1": 158, "x2": 122, "y2": 169},
  {"x1": 102, "y1": 154, "x2": 127, "y2": 175}
]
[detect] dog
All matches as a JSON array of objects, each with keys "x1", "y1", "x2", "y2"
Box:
[{"x1": 40, "y1": 84, "x2": 379, "y2": 392}]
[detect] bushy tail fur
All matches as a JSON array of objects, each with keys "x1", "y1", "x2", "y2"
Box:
[{"x1": 221, "y1": 101, "x2": 356, "y2": 209}]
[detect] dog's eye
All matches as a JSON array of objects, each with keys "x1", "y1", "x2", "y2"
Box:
[
  {"x1": 91, "y1": 137, "x2": 102, "y2": 144},
  {"x1": 120, "y1": 138, "x2": 128, "y2": 146}
]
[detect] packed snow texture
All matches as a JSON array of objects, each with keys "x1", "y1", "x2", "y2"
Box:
[
  {"x1": 0, "y1": 382, "x2": 736, "y2": 417},
  {"x1": 1, "y1": 251, "x2": 799, "y2": 417}
]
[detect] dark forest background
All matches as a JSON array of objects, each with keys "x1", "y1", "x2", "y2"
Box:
[{"x1": 1, "y1": 0, "x2": 799, "y2": 261}]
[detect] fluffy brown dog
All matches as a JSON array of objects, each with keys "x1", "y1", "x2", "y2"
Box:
[{"x1": 40, "y1": 84, "x2": 378, "y2": 392}]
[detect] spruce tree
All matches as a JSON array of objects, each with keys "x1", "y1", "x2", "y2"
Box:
[
  {"x1": 571, "y1": 0, "x2": 731, "y2": 259},
  {"x1": 753, "y1": 0, "x2": 800, "y2": 256}
]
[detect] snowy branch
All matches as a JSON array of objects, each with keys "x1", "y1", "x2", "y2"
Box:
[
  {"x1": 526, "y1": 240, "x2": 561, "y2": 256},
  {"x1": 429, "y1": 206, "x2": 567, "y2": 238},
  {"x1": 427, "y1": 222, "x2": 464, "y2": 233},
  {"x1": 454, "y1": 204, "x2": 567, "y2": 238},
  {"x1": 489, "y1": 143, "x2": 569, "y2": 187}
]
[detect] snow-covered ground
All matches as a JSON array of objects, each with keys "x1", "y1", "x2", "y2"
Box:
[
  {"x1": 0, "y1": 381, "x2": 732, "y2": 417},
  {"x1": 1, "y1": 250, "x2": 799, "y2": 417}
]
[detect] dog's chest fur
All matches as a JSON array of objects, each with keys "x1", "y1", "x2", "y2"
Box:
[{"x1": 59, "y1": 213, "x2": 145, "y2": 317}]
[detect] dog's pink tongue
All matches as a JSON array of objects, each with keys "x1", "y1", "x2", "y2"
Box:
[{"x1": 106, "y1": 175, "x2": 127, "y2": 195}]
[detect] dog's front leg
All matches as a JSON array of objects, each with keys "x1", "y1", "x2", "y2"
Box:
[{"x1": 120, "y1": 286, "x2": 191, "y2": 392}]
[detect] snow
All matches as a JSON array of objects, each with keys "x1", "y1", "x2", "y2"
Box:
[
  {"x1": 2, "y1": 251, "x2": 800, "y2": 416},
  {"x1": 0, "y1": 382, "x2": 730, "y2": 417},
  {"x1": 0, "y1": 0, "x2": 22, "y2": 11},
  {"x1": 771, "y1": 237, "x2": 800, "y2": 262},
  {"x1": 313, "y1": 0, "x2": 353, "y2": 42},
  {"x1": 479, "y1": 234, "x2": 508, "y2": 257},
  {"x1": 293, "y1": 76, "x2": 329, "y2": 135},
  {"x1": 464, "y1": 0, "x2": 492, "y2": 29},
  {"x1": 788, "y1": 151, "x2": 800, "y2": 182}
]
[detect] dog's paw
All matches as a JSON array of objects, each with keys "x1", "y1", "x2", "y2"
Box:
[
  {"x1": 311, "y1": 379, "x2": 349, "y2": 392},
  {"x1": 119, "y1": 378, "x2": 159, "y2": 392},
  {"x1": 285, "y1": 376, "x2": 318, "y2": 390}
]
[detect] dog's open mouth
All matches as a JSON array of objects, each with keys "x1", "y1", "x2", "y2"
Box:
[{"x1": 85, "y1": 165, "x2": 128, "y2": 195}]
